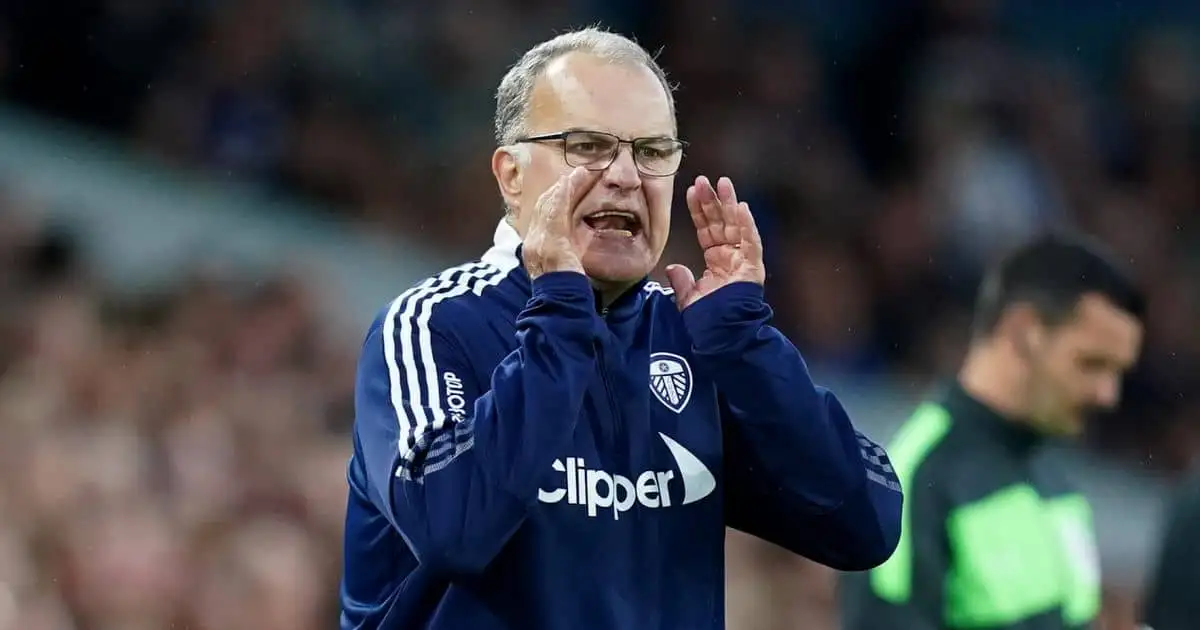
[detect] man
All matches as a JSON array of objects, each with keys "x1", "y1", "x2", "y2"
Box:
[
  {"x1": 1141, "y1": 468, "x2": 1200, "y2": 630},
  {"x1": 339, "y1": 27, "x2": 902, "y2": 630},
  {"x1": 840, "y1": 233, "x2": 1146, "y2": 630}
]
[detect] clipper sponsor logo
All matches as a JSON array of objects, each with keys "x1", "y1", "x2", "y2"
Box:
[
  {"x1": 442, "y1": 371, "x2": 467, "y2": 423},
  {"x1": 537, "y1": 433, "x2": 716, "y2": 520}
]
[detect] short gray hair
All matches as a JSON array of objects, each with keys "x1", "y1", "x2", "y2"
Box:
[{"x1": 493, "y1": 26, "x2": 676, "y2": 147}]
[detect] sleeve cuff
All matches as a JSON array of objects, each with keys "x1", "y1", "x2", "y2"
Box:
[
  {"x1": 531, "y1": 271, "x2": 594, "y2": 304},
  {"x1": 681, "y1": 281, "x2": 768, "y2": 353}
]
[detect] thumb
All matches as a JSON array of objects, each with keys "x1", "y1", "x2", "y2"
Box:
[{"x1": 664, "y1": 264, "x2": 697, "y2": 307}]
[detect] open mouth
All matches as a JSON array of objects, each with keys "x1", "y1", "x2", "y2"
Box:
[{"x1": 582, "y1": 210, "x2": 642, "y2": 237}]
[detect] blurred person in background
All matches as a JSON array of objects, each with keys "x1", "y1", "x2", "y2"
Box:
[
  {"x1": 0, "y1": 191, "x2": 351, "y2": 630},
  {"x1": 339, "y1": 26, "x2": 901, "y2": 630},
  {"x1": 840, "y1": 233, "x2": 1145, "y2": 630},
  {"x1": 1141, "y1": 469, "x2": 1200, "y2": 630}
]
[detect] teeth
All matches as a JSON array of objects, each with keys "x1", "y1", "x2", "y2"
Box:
[
  {"x1": 584, "y1": 210, "x2": 638, "y2": 238},
  {"x1": 589, "y1": 211, "x2": 636, "y2": 219}
]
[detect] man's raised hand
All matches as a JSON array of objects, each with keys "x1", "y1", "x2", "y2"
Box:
[
  {"x1": 665, "y1": 175, "x2": 766, "y2": 310},
  {"x1": 522, "y1": 167, "x2": 595, "y2": 279}
]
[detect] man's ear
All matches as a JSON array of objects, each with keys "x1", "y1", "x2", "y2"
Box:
[
  {"x1": 999, "y1": 304, "x2": 1045, "y2": 360},
  {"x1": 492, "y1": 147, "x2": 524, "y2": 213}
]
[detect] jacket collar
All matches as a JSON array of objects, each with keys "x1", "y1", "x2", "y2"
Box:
[{"x1": 943, "y1": 381, "x2": 1043, "y2": 455}]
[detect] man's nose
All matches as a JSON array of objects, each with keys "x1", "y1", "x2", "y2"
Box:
[
  {"x1": 1094, "y1": 375, "x2": 1120, "y2": 409},
  {"x1": 601, "y1": 147, "x2": 642, "y2": 190}
]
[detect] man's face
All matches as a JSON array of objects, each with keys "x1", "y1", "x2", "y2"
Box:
[
  {"x1": 1025, "y1": 294, "x2": 1144, "y2": 436},
  {"x1": 495, "y1": 53, "x2": 676, "y2": 286}
]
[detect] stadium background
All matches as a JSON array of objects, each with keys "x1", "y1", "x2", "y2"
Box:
[{"x1": 0, "y1": 0, "x2": 1197, "y2": 628}]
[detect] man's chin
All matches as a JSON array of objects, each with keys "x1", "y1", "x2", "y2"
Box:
[
  {"x1": 1047, "y1": 415, "x2": 1086, "y2": 438},
  {"x1": 578, "y1": 238, "x2": 657, "y2": 281},
  {"x1": 583, "y1": 265, "x2": 649, "y2": 286},
  {"x1": 581, "y1": 254, "x2": 654, "y2": 288}
]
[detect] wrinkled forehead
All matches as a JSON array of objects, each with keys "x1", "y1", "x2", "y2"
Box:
[{"x1": 527, "y1": 52, "x2": 676, "y2": 139}]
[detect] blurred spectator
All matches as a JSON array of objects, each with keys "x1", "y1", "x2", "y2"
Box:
[
  {"x1": 0, "y1": 188, "x2": 350, "y2": 630},
  {"x1": 0, "y1": 1, "x2": 1197, "y2": 629}
]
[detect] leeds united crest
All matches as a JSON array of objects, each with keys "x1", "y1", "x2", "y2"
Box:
[{"x1": 649, "y1": 352, "x2": 693, "y2": 414}]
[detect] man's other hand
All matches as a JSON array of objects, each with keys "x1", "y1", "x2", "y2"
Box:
[{"x1": 666, "y1": 175, "x2": 766, "y2": 310}]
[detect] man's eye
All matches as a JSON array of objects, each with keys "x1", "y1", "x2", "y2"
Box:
[
  {"x1": 638, "y1": 141, "x2": 680, "y2": 158},
  {"x1": 1076, "y1": 356, "x2": 1114, "y2": 373},
  {"x1": 568, "y1": 141, "x2": 609, "y2": 154}
]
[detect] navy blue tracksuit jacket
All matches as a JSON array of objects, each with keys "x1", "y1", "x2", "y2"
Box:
[{"x1": 339, "y1": 221, "x2": 904, "y2": 630}]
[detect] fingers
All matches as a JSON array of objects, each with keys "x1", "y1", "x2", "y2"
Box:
[
  {"x1": 533, "y1": 176, "x2": 562, "y2": 220},
  {"x1": 695, "y1": 176, "x2": 738, "y2": 217},
  {"x1": 735, "y1": 202, "x2": 764, "y2": 261},
  {"x1": 685, "y1": 183, "x2": 705, "y2": 227},
  {"x1": 686, "y1": 174, "x2": 760, "y2": 263},
  {"x1": 525, "y1": 168, "x2": 593, "y2": 277},
  {"x1": 716, "y1": 176, "x2": 738, "y2": 206},
  {"x1": 664, "y1": 264, "x2": 697, "y2": 307},
  {"x1": 693, "y1": 176, "x2": 724, "y2": 228},
  {"x1": 538, "y1": 178, "x2": 564, "y2": 228},
  {"x1": 687, "y1": 176, "x2": 725, "y2": 249},
  {"x1": 546, "y1": 170, "x2": 575, "y2": 236},
  {"x1": 564, "y1": 166, "x2": 597, "y2": 214},
  {"x1": 537, "y1": 167, "x2": 593, "y2": 237}
]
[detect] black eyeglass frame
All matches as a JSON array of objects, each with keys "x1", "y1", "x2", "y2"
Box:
[{"x1": 512, "y1": 130, "x2": 688, "y2": 177}]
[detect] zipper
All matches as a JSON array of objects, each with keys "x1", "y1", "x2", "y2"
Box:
[
  {"x1": 597, "y1": 308, "x2": 614, "y2": 415},
  {"x1": 597, "y1": 349, "x2": 625, "y2": 459},
  {"x1": 594, "y1": 316, "x2": 626, "y2": 460},
  {"x1": 598, "y1": 351, "x2": 621, "y2": 424}
]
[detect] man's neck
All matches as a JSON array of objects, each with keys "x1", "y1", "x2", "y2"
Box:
[
  {"x1": 957, "y1": 343, "x2": 1029, "y2": 420},
  {"x1": 591, "y1": 278, "x2": 642, "y2": 309}
]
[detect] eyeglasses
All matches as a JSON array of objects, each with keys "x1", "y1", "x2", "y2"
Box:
[{"x1": 514, "y1": 130, "x2": 687, "y2": 177}]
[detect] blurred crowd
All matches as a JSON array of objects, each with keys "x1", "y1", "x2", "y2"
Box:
[
  {"x1": 0, "y1": 0, "x2": 1198, "y2": 629},
  {"x1": 0, "y1": 194, "x2": 354, "y2": 629}
]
